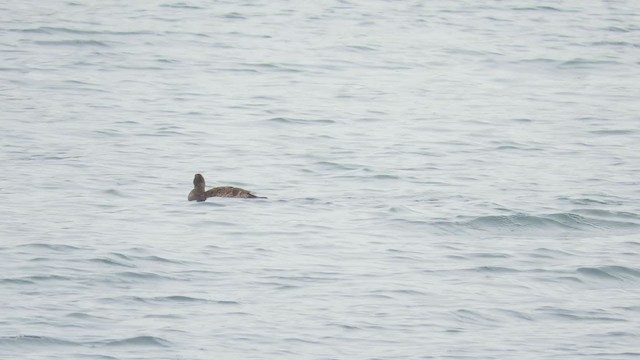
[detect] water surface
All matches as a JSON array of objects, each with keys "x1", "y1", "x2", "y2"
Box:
[{"x1": 1, "y1": 1, "x2": 640, "y2": 359}]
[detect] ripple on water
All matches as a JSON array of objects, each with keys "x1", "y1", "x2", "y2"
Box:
[
  {"x1": 265, "y1": 117, "x2": 337, "y2": 125},
  {"x1": 130, "y1": 255, "x2": 187, "y2": 264},
  {"x1": 438, "y1": 211, "x2": 640, "y2": 236},
  {"x1": 160, "y1": 3, "x2": 204, "y2": 10},
  {"x1": 0, "y1": 278, "x2": 36, "y2": 285},
  {"x1": 102, "y1": 336, "x2": 171, "y2": 348},
  {"x1": 88, "y1": 257, "x2": 135, "y2": 268},
  {"x1": 577, "y1": 266, "x2": 640, "y2": 282},
  {"x1": 16, "y1": 243, "x2": 83, "y2": 251},
  {"x1": 34, "y1": 40, "x2": 109, "y2": 47},
  {"x1": 11, "y1": 26, "x2": 152, "y2": 36},
  {"x1": 151, "y1": 295, "x2": 235, "y2": 304},
  {"x1": 0, "y1": 335, "x2": 79, "y2": 348},
  {"x1": 538, "y1": 307, "x2": 627, "y2": 323},
  {"x1": 113, "y1": 271, "x2": 176, "y2": 281},
  {"x1": 19, "y1": 274, "x2": 72, "y2": 282},
  {"x1": 470, "y1": 266, "x2": 520, "y2": 273},
  {"x1": 99, "y1": 295, "x2": 237, "y2": 305}
]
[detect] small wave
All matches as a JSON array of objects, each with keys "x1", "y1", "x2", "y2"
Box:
[
  {"x1": 540, "y1": 308, "x2": 627, "y2": 322},
  {"x1": 17, "y1": 243, "x2": 82, "y2": 251},
  {"x1": 136, "y1": 130, "x2": 187, "y2": 137},
  {"x1": 150, "y1": 295, "x2": 220, "y2": 303},
  {"x1": 104, "y1": 336, "x2": 171, "y2": 348},
  {"x1": 102, "y1": 295, "x2": 236, "y2": 305},
  {"x1": 134, "y1": 255, "x2": 185, "y2": 264},
  {"x1": 495, "y1": 309, "x2": 533, "y2": 321},
  {"x1": 591, "y1": 41, "x2": 639, "y2": 48},
  {"x1": 100, "y1": 296, "x2": 149, "y2": 304},
  {"x1": 327, "y1": 323, "x2": 361, "y2": 330},
  {"x1": 224, "y1": 12, "x2": 245, "y2": 19},
  {"x1": 20, "y1": 274, "x2": 71, "y2": 282},
  {"x1": 559, "y1": 59, "x2": 619, "y2": 69},
  {"x1": 376, "y1": 289, "x2": 428, "y2": 296},
  {"x1": 215, "y1": 300, "x2": 239, "y2": 305},
  {"x1": 511, "y1": 118, "x2": 533, "y2": 123},
  {"x1": 115, "y1": 271, "x2": 174, "y2": 281},
  {"x1": 12, "y1": 26, "x2": 150, "y2": 36},
  {"x1": 103, "y1": 189, "x2": 130, "y2": 198},
  {"x1": 240, "y1": 62, "x2": 301, "y2": 73},
  {"x1": 561, "y1": 197, "x2": 622, "y2": 206},
  {"x1": 0, "y1": 278, "x2": 35, "y2": 285},
  {"x1": 471, "y1": 266, "x2": 519, "y2": 273},
  {"x1": 343, "y1": 45, "x2": 378, "y2": 52},
  {"x1": 160, "y1": 2, "x2": 204, "y2": 9},
  {"x1": 156, "y1": 58, "x2": 179, "y2": 64},
  {"x1": 315, "y1": 161, "x2": 362, "y2": 171},
  {"x1": 144, "y1": 314, "x2": 182, "y2": 319},
  {"x1": 65, "y1": 312, "x2": 103, "y2": 319},
  {"x1": 440, "y1": 211, "x2": 640, "y2": 236},
  {"x1": 597, "y1": 331, "x2": 637, "y2": 337},
  {"x1": 466, "y1": 214, "x2": 579, "y2": 231},
  {"x1": 453, "y1": 309, "x2": 498, "y2": 324},
  {"x1": 492, "y1": 142, "x2": 542, "y2": 152},
  {"x1": 469, "y1": 252, "x2": 511, "y2": 259},
  {"x1": 495, "y1": 145, "x2": 519, "y2": 151},
  {"x1": 372, "y1": 174, "x2": 400, "y2": 180},
  {"x1": 0, "y1": 335, "x2": 78, "y2": 347},
  {"x1": 512, "y1": 6, "x2": 567, "y2": 12},
  {"x1": 95, "y1": 129, "x2": 124, "y2": 137},
  {"x1": 561, "y1": 212, "x2": 640, "y2": 229},
  {"x1": 515, "y1": 58, "x2": 558, "y2": 65},
  {"x1": 110, "y1": 252, "x2": 132, "y2": 261},
  {"x1": 284, "y1": 337, "x2": 321, "y2": 344},
  {"x1": 34, "y1": 40, "x2": 109, "y2": 47},
  {"x1": 606, "y1": 26, "x2": 632, "y2": 33},
  {"x1": 589, "y1": 129, "x2": 634, "y2": 136},
  {"x1": 266, "y1": 117, "x2": 336, "y2": 125},
  {"x1": 89, "y1": 257, "x2": 134, "y2": 268},
  {"x1": 532, "y1": 247, "x2": 575, "y2": 257},
  {"x1": 0, "y1": 67, "x2": 26, "y2": 72},
  {"x1": 554, "y1": 276, "x2": 584, "y2": 284},
  {"x1": 577, "y1": 266, "x2": 640, "y2": 281},
  {"x1": 158, "y1": 295, "x2": 205, "y2": 302},
  {"x1": 73, "y1": 355, "x2": 118, "y2": 360},
  {"x1": 573, "y1": 209, "x2": 640, "y2": 221}
]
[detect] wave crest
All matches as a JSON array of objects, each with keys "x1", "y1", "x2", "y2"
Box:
[{"x1": 436, "y1": 210, "x2": 640, "y2": 236}]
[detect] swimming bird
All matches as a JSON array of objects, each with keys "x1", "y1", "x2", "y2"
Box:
[{"x1": 188, "y1": 173, "x2": 263, "y2": 201}]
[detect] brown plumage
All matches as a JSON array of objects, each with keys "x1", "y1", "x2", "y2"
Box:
[{"x1": 188, "y1": 173, "x2": 262, "y2": 201}]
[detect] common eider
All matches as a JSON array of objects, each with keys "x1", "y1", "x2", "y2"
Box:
[{"x1": 188, "y1": 173, "x2": 263, "y2": 201}]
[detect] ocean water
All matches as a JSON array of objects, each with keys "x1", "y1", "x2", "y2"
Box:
[{"x1": 1, "y1": 1, "x2": 640, "y2": 359}]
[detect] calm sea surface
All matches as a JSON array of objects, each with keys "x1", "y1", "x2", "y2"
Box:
[{"x1": 1, "y1": 1, "x2": 640, "y2": 359}]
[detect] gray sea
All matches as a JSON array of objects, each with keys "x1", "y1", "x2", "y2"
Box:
[{"x1": 1, "y1": 1, "x2": 640, "y2": 359}]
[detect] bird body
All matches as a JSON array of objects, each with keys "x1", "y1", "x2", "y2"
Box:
[
  {"x1": 188, "y1": 174, "x2": 263, "y2": 201},
  {"x1": 205, "y1": 186, "x2": 259, "y2": 198}
]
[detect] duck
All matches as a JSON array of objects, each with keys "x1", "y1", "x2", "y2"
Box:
[{"x1": 188, "y1": 173, "x2": 263, "y2": 201}]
